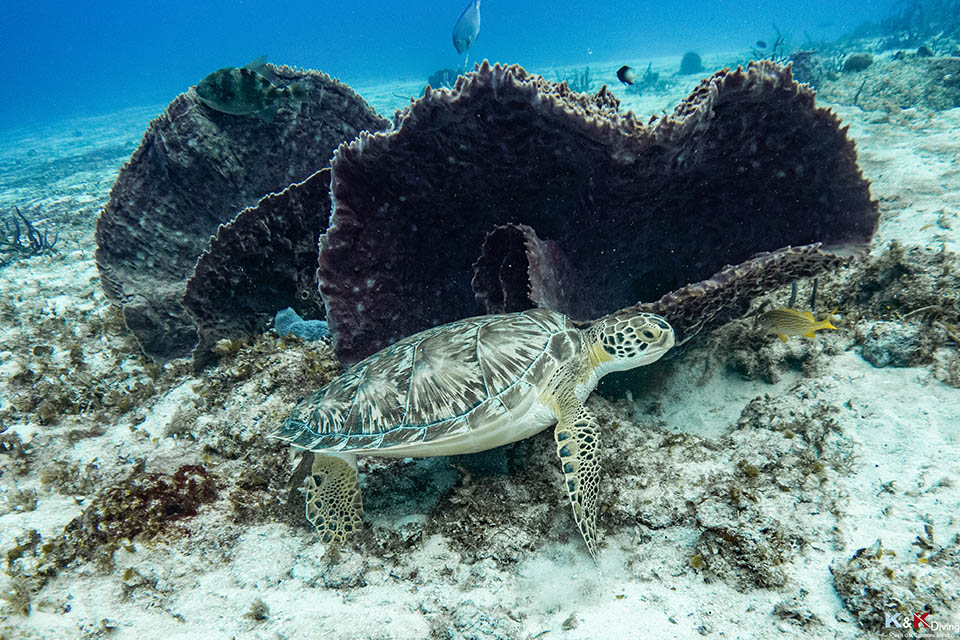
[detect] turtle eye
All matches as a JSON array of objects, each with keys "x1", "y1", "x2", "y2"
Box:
[{"x1": 641, "y1": 329, "x2": 656, "y2": 340}]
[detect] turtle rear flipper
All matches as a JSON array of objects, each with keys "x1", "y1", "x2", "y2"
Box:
[{"x1": 304, "y1": 453, "x2": 363, "y2": 543}]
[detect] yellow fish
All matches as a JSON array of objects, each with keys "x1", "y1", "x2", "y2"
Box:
[{"x1": 759, "y1": 308, "x2": 838, "y2": 342}]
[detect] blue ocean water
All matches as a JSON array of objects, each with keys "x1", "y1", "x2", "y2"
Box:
[{"x1": 3, "y1": 0, "x2": 889, "y2": 128}]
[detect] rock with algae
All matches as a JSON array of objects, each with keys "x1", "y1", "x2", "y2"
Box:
[
  {"x1": 832, "y1": 536, "x2": 960, "y2": 631},
  {"x1": 860, "y1": 320, "x2": 926, "y2": 367}
]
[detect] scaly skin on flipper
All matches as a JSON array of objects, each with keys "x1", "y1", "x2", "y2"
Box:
[
  {"x1": 304, "y1": 453, "x2": 363, "y2": 544},
  {"x1": 554, "y1": 401, "x2": 603, "y2": 561}
]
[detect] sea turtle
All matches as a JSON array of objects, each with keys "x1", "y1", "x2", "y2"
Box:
[{"x1": 270, "y1": 308, "x2": 674, "y2": 559}]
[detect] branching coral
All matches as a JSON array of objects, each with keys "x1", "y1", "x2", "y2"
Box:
[{"x1": 0, "y1": 207, "x2": 58, "y2": 266}]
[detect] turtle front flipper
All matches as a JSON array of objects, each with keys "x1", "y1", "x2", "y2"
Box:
[
  {"x1": 304, "y1": 453, "x2": 363, "y2": 544},
  {"x1": 554, "y1": 405, "x2": 602, "y2": 561}
]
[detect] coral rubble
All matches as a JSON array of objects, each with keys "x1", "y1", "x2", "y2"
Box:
[
  {"x1": 318, "y1": 60, "x2": 877, "y2": 362},
  {"x1": 832, "y1": 536, "x2": 960, "y2": 631},
  {"x1": 95, "y1": 66, "x2": 387, "y2": 361}
]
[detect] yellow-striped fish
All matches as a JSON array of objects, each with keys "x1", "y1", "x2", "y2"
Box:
[{"x1": 759, "y1": 308, "x2": 838, "y2": 342}]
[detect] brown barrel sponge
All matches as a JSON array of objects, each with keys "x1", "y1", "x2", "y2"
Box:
[
  {"x1": 183, "y1": 168, "x2": 332, "y2": 368},
  {"x1": 317, "y1": 60, "x2": 877, "y2": 364},
  {"x1": 95, "y1": 64, "x2": 387, "y2": 360}
]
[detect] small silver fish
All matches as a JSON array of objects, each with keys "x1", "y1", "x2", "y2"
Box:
[{"x1": 453, "y1": 0, "x2": 482, "y2": 55}]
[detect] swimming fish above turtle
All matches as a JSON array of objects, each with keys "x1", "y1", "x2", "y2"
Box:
[
  {"x1": 271, "y1": 308, "x2": 675, "y2": 560},
  {"x1": 452, "y1": 0, "x2": 482, "y2": 55},
  {"x1": 194, "y1": 56, "x2": 306, "y2": 122}
]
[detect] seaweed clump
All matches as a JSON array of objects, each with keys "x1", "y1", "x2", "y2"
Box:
[
  {"x1": 0, "y1": 431, "x2": 34, "y2": 477},
  {"x1": 832, "y1": 533, "x2": 960, "y2": 631},
  {"x1": 60, "y1": 464, "x2": 217, "y2": 562},
  {"x1": 0, "y1": 465, "x2": 216, "y2": 610},
  {"x1": 1, "y1": 460, "x2": 215, "y2": 616},
  {"x1": 832, "y1": 242, "x2": 960, "y2": 384},
  {"x1": 190, "y1": 329, "x2": 339, "y2": 419},
  {"x1": 1, "y1": 531, "x2": 46, "y2": 616},
  {"x1": 838, "y1": 242, "x2": 959, "y2": 323},
  {"x1": 1, "y1": 299, "x2": 175, "y2": 434},
  {"x1": 687, "y1": 394, "x2": 851, "y2": 591}
]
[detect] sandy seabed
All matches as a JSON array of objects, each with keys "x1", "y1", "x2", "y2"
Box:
[{"x1": 1, "y1": 56, "x2": 958, "y2": 640}]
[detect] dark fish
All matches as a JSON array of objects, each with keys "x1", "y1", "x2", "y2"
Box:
[
  {"x1": 756, "y1": 40, "x2": 767, "y2": 49},
  {"x1": 453, "y1": 0, "x2": 482, "y2": 55},
  {"x1": 195, "y1": 56, "x2": 306, "y2": 122},
  {"x1": 616, "y1": 65, "x2": 636, "y2": 85}
]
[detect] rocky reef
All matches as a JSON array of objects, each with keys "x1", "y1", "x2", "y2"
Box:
[{"x1": 791, "y1": 51, "x2": 960, "y2": 111}]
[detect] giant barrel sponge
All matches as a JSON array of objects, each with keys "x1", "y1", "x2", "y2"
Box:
[
  {"x1": 97, "y1": 60, "x2": 877, "y2": 367},
  {"x1": 95, "y1": 64, "x2": 387, "y2": 360},
  {"x1": 317, "y1": 60, "x2": 877, "y2": 363}
]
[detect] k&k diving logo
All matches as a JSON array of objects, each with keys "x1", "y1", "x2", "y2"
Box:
[{"x1": 884, "y1": 609, "x2": 960, "y2": 637}]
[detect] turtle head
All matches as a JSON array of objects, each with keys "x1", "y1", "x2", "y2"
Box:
[{"x1": 586, "y1": 311, "x2": 675, "y2": 375}]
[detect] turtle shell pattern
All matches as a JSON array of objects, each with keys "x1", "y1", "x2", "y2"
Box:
[{"x1": 273, "y1": 308, "x2": 579, "y2": 452}]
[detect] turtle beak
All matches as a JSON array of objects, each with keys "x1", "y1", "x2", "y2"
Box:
[
  {"x1": 662, "y1": 329, "x2": 675, "y2": 351},
  {"x1": 640, "y1": 326, "x2": 674, "y2": 364}
]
